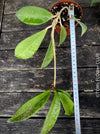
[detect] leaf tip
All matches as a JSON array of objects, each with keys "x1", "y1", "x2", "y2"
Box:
[
  {"x1": 15, "y1": 10, "x2": 20, "y2": 20},
  {"x1": 57, "y1": 43, "x2": 60, "y2": 47},
  {"x1": 81, "y1": 26, "x2": 87, "y2": 36},
  {"x1": 41, "y1": 64, "x2": 44, "y2": 69},
  {"x1": 15, "y1": 53, "x2": 22, "y2": 59},
  {"x1": 41, "y1": 66, "x2": 43, "y2": 69},
  {"x1": 64, "y1": 107, "x2": 74, "y2": 116},
  {"x1": 7, "y1": 118, "x2": 13, "y2": 123}
]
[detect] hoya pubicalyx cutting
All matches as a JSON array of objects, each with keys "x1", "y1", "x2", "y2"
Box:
[{"x1": 8, "y1": 1, "x2": 87, "y2": 134}]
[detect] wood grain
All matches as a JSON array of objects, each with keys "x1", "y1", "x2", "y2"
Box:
[
  {"x1": 0, "y1": 46, "x2": 99, "y2": 69},
  {"x1": 0, "y1": 0, "x2": 100, "y2": 133},
  {"x1": 0, "y1": 26, "x2": 100, "y2": 51},
  {"x1": 0, "y1": 118, "x2": 100, "y2": 134},
  {"x1": 0, "y1": 92, "x2": 99, "y2": 118},
  {"x1": 0, "y1": 0, "x2": 4, "y2": 30},
  {"x1": 0, "y1": 68, "x2": 96, "y2": 92},
  {"x1": 2, "y1": 7, "x2": 100, "y2": 32},
  {"x1": 4, "y1": 0, "x2": 94, "y2": 15}
]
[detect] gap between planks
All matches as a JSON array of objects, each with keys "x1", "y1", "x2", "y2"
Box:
[
  {"x1": 0, "y1": 0, "x2": 5, "y2": 34},
  {"x1": 0, "y1": 66, "x2": 97, "y2": 72}
]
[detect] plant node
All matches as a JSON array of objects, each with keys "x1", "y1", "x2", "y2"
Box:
[{"x1": 51, "y1": 84, "x2": 56, "y2": 92}]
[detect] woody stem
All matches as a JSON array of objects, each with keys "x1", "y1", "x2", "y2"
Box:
[
  {"x1": 51, "y1": 26, "x2": 56, "y2": 88},
  {"x1": 51, "y1": 17, "x2": 59, "y2": 88}
]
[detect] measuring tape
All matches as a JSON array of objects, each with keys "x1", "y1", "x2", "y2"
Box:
[{"x1": 69, "y1": 4, "x2": 81, "y2": 134}]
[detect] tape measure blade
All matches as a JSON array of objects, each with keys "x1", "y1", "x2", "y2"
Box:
[{"x1": 69, "y1": 5, "x2": 81, "y2": 134}]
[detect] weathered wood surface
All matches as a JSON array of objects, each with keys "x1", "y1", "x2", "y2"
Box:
[
  {"x1": 0, "y1": 68, "x2": 96, "y2": 92},
  {"x1": 0, "y1": 118, "x2": 100, "y2": 134},
  {"x1": 0, "y1": 26, "x2": 100, "y2": 51},
  {"x1": 4, "y1": 0, "x2": 95, "y2": 15},
  {"x1": 0, "y1": 93, "x2": 99, "y2": 118},
  {"x1": 0, "y1": 0, "x2": 4, "y2": 30},
  {"x1": 0, "y1": 46, "x2": 99, "y2": 69},
  {"x1": 2, "y1": 7, "x2": 100, "y2": 32},
  {"x1": 0, "y1": 0, "x2": 100, "y2": 133}
]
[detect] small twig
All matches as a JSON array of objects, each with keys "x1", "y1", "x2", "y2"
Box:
[
  {"x1": 52, "y1": 6, "x2": 69, "y2": 20},
  {"x1": 52, "y1": 6, "x2": 70, "y2": 27},
  {"x1": 59, "y1": 6, "x2": 69, "y2": 16},
  {"x1": 46, "y1": 25, "x2": 52, "y2": 30},
  {"x1": 58, "y1": 16, "x2": 63, "y2": 27},
  {"x1": 68, "y1": 17, "x2": 80, "y2": 21}
]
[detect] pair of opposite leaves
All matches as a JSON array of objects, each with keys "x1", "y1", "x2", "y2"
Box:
[
  {"x1": 15, "y1": 6, "x2": 87, "y2": 68},
  {"x1": 8, "y1": 89, "x2": 74, "y2": 134}
]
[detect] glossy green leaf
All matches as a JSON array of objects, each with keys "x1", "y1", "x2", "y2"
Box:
[
  {"x1": 41, "y1": 40, "x2": 54, "y2": 68},
  {"x1": 15, "y1": 29, "x2": 47, "y2": 59},
  {"x1": 41, "y1": 92, "x2": 61, "y2": 134},
  {"x1": 16, "y1": 6, "x2": 53, "y2": 25},
  {"x1": 57, "y1": 89, "x2": 72, "y2": 99},
  {"x1": 7, "y1": 90, "x2": 51, "y2": 123},
  {"x1": 58, "y1": 91, "x2": 74, "y2": 116},
  {"x1": 71, "y1": 15, "x2": 87, "y2": 36},
  {"x1": 58, "y1": 26, "x2": 67, "y2": 47}
]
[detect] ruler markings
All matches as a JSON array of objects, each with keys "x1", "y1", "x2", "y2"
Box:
[{"x1": 69, "y1": 4, "x2": 81, "y2": 134}]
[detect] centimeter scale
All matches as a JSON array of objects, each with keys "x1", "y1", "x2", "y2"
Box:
[{"x1": 69, "y1": 4, "x2": 81, "y2": 134}]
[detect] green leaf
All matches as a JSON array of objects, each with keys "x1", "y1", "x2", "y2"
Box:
[
  {"x1": 41, "y1": 40, "x2": 54, "y2": 68},
  {"x1": 90, "y1": 0, "x2": 100, "y2": 6},
  {"x1": 57, "y1": 89, "x2": 72, "y2": 99},
  {"x1": 71, "y1": 15, "x2": 87, "y2": 36},
  {"x1": 58, "y1": 26, "x2": 67, "y2": 47},
  {"x1": 15, "y1": 29, "x2": 47, "y2": 59},
  {"x1": 7, "y1": 90, "x2": 51, "y2": 123},
  {"x1": 91, "y1": 0, "x2": 95, "y2": 6},
  {"x1": 58, "y1": 91, "x2": 74, "y2": 116},
  {"x1": 41, "y1": 92, "x2": 60, "y2": 134},
  {"x1": 16, "y1": 6, "x2": 53, "y2": 25}
]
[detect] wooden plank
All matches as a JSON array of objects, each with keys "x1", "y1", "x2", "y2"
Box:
[
  {"x1": 1, "y1": 1, "x2": 99, "y2": 133},
  {"x1": 4, "y1": 0, "x2": 92, "y2": 15},
  {"x1": 2, "y1": 7, "x2": 100, "y2": 32},
  {"x1": 0, "y1": 46, "x2": 99, "y2": 69},
  {"x1": 0, "y1": 68, "x2": 96, "y2": 92},
  {"x1": 0, "y1": 118, "x2": 100, "y2": 134},
  {"x1": 0, "y1": 26, "x2": 100, "y2": 51},
  {"x1": 0, "y1": 92, "x2": 99, "y2": 118}
]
